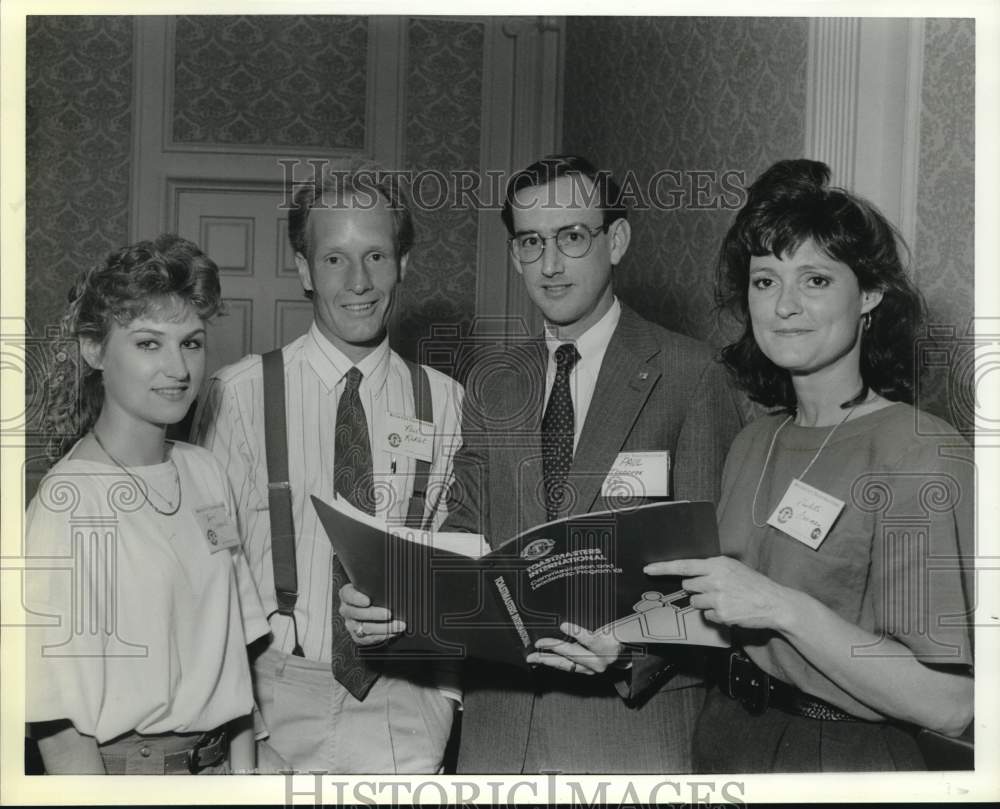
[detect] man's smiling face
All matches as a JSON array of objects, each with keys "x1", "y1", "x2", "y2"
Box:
[{"x1": 295, "y1": 194, "x2": 408, "y2": 362}]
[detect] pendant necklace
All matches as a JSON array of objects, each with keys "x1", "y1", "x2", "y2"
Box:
[
  {"x1": 92, "y1": 430, "x2": 182, "y2": 516},
  {"x1": 750, "y1": 404, "x2": 858, "y2": 528}
]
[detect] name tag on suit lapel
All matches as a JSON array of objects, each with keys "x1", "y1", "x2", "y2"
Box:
[{"x1": 601, "y1": 451, "x2": 671, "y2": 498}]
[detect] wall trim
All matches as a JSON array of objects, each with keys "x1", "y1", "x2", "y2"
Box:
[
  {"x1": 898, "y1": 19, "x2": 926, "y2": 254},
  {"x1": 805, "y1": 18, "x2": 926, "y2": 251},
  {"x1": 805, "y1": 18, "x2": 861, "y2": 190},
  {"x1": 165, "y1": 177, "x2": 287, "y2": 232}
]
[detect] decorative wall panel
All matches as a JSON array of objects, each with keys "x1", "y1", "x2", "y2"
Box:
[
  {"x1": 276, "y1": 220, "x2": 298, "y2": 277},
  {"x1": 563, "y1": 17, "x2": 808, "y2": 347},
  {"x1": 200, "y1": 217, "x2": 254, "y2": 274},
  {"x1": 914, "y1": 19, "x2": 975, "y2": 432},
  {"x1": 26, "y1": 17, "x2": 135, "y2": 339},
  {"x1": 275, "y1": 301, "x2": 315, "y2": 348},
  {"x1": 397, "y1": 17, "x2": 483, "y2": 360},
  {"x1": 171, "y1": 15, "x2": 368, "y2": 150},
  {"x1": 208, "y1": 298, "x2": 253, "y2": 367}
]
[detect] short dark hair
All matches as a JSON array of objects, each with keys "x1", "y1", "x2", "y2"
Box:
[
  {"x1": 41, "y1": 234, "x2": 222, "y2": 461},
  {"x1": 287, "y1": 159, "x2": 414, "y2": 261},
  {"x1": 716, "y1": 159, "x2": 926, "y2": 410},
  {"x1": 501, "y1": 154, "x2": 627, "y2": 235}
]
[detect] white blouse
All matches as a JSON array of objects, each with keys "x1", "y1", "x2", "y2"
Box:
[{"x1": 25, "y1": 442, "x2": 269, "y2": 742}]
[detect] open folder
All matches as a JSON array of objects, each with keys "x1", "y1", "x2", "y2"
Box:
[{"x1": 312, "y1": 496, "x2": 729, "y2": 667}]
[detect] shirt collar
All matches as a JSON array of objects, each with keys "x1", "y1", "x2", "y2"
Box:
[
  {"x1": 303, "y1": 322, "x2": 391, "y2": 396},
  {"x1": 544, "y1": 296, "x2": 622, "y2": 361}
]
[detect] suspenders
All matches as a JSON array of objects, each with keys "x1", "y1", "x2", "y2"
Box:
[
  {"x1": 402, "y1": 357, "x2": 433, "y2": 530},
  {"x1": 260, "y1": 349, "x2": 434, "y2": 652},
  {"x1": 261, "y1": 350, "x2": 303, "y2": 653}
]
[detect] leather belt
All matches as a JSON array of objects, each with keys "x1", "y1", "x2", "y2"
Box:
[
  {"x1": 101, "y1": 727, "x2": 228, "y2": 774},
  {"x1": 714, "y1": 650, "x2": 861, "y2": 722}
]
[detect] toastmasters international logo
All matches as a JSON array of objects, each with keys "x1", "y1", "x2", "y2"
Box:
[{"x1": 521, "y1": 538, "x2": 556, "y2": 560}]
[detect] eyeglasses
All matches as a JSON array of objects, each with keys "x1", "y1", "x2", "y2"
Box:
[{"x1": 509, "y1": 223, "x2": 609, "y2": 264}]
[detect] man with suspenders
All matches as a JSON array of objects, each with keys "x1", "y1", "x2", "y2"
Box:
[{"x1": 193, "y1": 162, "x2": 464, "y2": 773}]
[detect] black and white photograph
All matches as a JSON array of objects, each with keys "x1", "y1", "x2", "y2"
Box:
[{"x1": 1, "y1": 1, "x2": 996, "y2": 805}]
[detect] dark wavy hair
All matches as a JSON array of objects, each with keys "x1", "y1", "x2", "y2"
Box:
[
  {"x1": 40, "y1": 234, "x2": 223, "y2": 461},
  {"x1": 287, "y1": 158, "x2": 414, "y2": 264},
  {"x1": 501, "y1": 153, "x2": 628, "y2": 235},
  {"x1": 717, "y1": 159, "x2": 926, "y2": 411}
]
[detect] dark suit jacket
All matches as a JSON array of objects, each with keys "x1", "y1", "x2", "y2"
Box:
[{"x1": 444, "y1": 305, "x2": 744, "y2": 772}]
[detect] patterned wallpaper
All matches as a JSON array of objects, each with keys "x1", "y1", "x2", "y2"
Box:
[
  {"x1": 25, "y1": 17, "x2": 134, "y2": 346},
  {"x1": 24, "y1": 17, "x2": 134, "y2": 485},
  {"x1": 914, "y1": 19, "x2": 975, "y2": 433},
  {"x1": 172, "y1": 16, "x2": 368, "y2": 149},
  {"x1": 395, "y1": 17, "x2": 483, "y2": 360},
  {"x1": 563, "y1": 17, "x2": 809, "y2": 348}
]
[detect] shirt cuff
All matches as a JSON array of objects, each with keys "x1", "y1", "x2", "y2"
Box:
[{"x1": 437, "y1": 687, "x2": 463, "y2": 709}]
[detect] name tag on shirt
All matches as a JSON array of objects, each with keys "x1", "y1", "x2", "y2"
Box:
[
  {"x1": 382, "y1": 414, "x2": 434, "y2": 462},
  {"x1": 767, "y1": 478, "x2": 844, "y2": 549},
  {"x1": 193, "y1": 503, "x2": 241, "y2": 553},
  {"x1": 601, "y1": 451, "x2": 671, "y2": 498}
]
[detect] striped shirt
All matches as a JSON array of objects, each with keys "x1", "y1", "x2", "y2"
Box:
[{"x1": 193, "y1": 324, "x2": 464, "y2": 661}]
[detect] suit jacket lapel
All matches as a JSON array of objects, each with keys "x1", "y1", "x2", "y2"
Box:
[
  {"x1": 566, "y1": 307, "x2": 662, "y2": 514},
  {"x1": 509, "y1": 339, "x2": 548, "y2": 537}
]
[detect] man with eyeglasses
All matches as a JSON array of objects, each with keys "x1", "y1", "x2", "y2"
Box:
[{"x1": 342, "y1": 154, "x2": 742, "y2": 772}]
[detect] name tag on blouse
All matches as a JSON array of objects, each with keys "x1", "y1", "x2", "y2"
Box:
[
  {"x1": 193, "y1": 503, "x2": 241, "y2": 553},
  {"x1": 601, "y1": 451, "x2": 670, "y2": 498},
  {"x1": 767, "y1": 478, "x2": 844, "y2": 549},
  {"x1": 382, "y1": 414, "x2": 434, "y2": 462}
]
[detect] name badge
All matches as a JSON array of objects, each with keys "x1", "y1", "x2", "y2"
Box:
[
  {"x1": 601, "y1": 451, "x2": 670, "y2": 498},
  {"x1": 193, "y1": 503, "x2": 241, "y2": 553},
  {"x1": 383, "y1": 414, "x2": 434, "y2": 463},
  {"x1": 767, "y1": 478, "x2": 844, "y2": 549}
]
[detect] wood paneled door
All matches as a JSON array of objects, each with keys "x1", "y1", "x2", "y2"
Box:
[{"x1": 130, "y1": 15, "x2": 564, "y2": 377}]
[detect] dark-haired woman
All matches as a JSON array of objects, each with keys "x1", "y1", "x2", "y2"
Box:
[
  {"x1": 25, "y1": 235, "x2": 268, "y2": 774},
  {"x1": 646, "y1": 160, "x2": 973, "y2": 771}
]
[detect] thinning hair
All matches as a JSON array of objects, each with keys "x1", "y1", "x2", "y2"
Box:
[{"x1": 287, "y1": 159, "x2": 414, "y2": 260}]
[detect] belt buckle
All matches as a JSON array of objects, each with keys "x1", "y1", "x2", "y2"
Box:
[
  {"x1": 187, "y1": 730, "x2": 222, "y2": 774},
  {"x1": 729, "y1": 652, "x2": 770, "y2": 715}
]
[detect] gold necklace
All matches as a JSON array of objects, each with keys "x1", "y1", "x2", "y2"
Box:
[{"x1": 92, "y1": 431, "x2": 182, "y2": 517}]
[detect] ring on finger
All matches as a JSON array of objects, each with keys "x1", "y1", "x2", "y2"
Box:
[
  {"x1": 569, "y1": 661, "x2": 578, "y2": 673},
  {"x1": 356, "y1": 622, "x2": 366, "y2": 638}
]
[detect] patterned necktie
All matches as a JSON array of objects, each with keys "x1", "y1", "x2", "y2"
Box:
[
  {"x1": 331, "y1": 367, "x2": 379, "y2": 700},
  {"x1": 542, "y1": 343, "x2": 581, "y2": 522}
]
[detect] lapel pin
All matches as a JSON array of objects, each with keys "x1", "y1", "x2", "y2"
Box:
[{"x1": 638, "y1": 371, "x2": 649, "y2": 381}]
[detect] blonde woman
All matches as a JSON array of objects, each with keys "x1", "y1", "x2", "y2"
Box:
[{"x1": 26, "y1": 235, "x2": 268, "y2": 774}]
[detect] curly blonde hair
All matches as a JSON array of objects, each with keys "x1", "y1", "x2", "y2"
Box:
[{"x1": 40, "y1": 234, "x2": 222, "y2": 461}]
